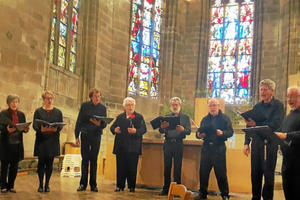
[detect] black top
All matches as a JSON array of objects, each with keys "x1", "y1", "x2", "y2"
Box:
[
  {"x1": 197, "y1": 110, "x2": 234, "y2": 146},
  {"x1": 33, "y1": 107, "x2": 63, "y2": 157},
  {"x1": 110, "y1": 112, "x2": 146, "y2": 155},
  {"x1": 279, "y1": 108, "x2": 300, "y2": 157},
  {"x1": 159, "y1": 112, "x2": 191, "y2": 140},
  {"x1": 0, "y1": 110, "x2": 26, "y2": 161},
  {"x1": 244, "y1": 98, "x2": 284, "y2": 145},
  {"x1": 75, "y1": 101, "x2": 107, "y2": 140}
]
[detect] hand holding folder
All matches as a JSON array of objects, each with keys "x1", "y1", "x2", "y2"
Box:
[
  {"x1": 238, "y1": 109, "x2": 267, "y2": 123},
  {"x1": 150, "y1": 115, "x2": 180, "y2": 130}
]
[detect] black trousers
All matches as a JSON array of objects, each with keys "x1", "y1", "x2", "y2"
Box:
[
  {"x1": 80, "y1": 136, "x2": 100, "y2": 188},
  {"x1": 163, "y1": 139, "x2": 183, "y2": 191},
  {"x1": 37, "y1": 156, "x2": 54, "y2": 187},
  {"x1": 281, "y1": 157, "x2": 300, "y2": 200},
  {"x1": 116, "y1": 152, "x2": 139, "y2": 189},
  {"x1": 0, "y1": 160, "x2": 19, "y2": 189},
  {"x1": 250, "y1": 140, "x2": 278, "y2": 200},
  {"x1": 199, "y1": 144, "x2": 229, "y2": 198}
]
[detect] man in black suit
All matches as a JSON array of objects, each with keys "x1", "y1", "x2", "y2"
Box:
[
  {"x1": 75, "y1": 88, "x2": 107, "y2": 192},
  {"x1": 110, "y1": 97, "x2": 147, "y2": 193},
  {"x1": 194, "y1": 98, "x2": 233, "y2": 200},
  {"x1": 159, "y1": 97, "x2": 191, "y2": 196}
]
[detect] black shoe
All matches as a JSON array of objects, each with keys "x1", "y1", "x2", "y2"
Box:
[
  {"x1": 1, "y1": 188, "x2": 8, "y2": 193},
  {"x1": 44, "y1": 185, "x2": 50, "y2": 192},
  {"x1": 159, "y1": 190, "x2": 168, "y2": 196},
  {"x1": 37, "y1": 186, "x2": 43, "y2": 193},
  {"x1": 129, "y1": 188, "x2": 135, "y2": 193},
  {"x1": 222, "y1": 196, "x2": 229, "y2": 200},
  {"x1": 77, "y1": 185, "x2": 86, "y2": 192},
  {"x1": 91, "y1": 186, "x2": 98, "y2": 192},
  {"x1": 8, "y1": 188, "x2": 16, "y2": 193},
  {"x1": 114, "y1": 187, "x2": 124, "y2": 192}
]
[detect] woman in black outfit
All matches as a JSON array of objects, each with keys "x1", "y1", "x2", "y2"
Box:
[
  {"x1": 0, "y1": 95, "x2": 29, "y2": 193},
  {"x1": 110, "y1": 97, "x2": 147, "y2": 193},
  {"x1": 33, "y1": 91, "x2": 63, "y2": 193}
]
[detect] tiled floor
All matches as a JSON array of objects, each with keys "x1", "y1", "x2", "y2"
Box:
[{"x1": 0, "y1": 173, "x2": 285, "y2": 200}]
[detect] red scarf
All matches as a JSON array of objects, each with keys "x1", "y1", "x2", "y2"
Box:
[{"x1": 9, "y1": 108, "x2": 19, "y2": 125}]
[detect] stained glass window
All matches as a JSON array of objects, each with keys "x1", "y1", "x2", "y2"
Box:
[
  {"x1": 128, "y1": 0, "x2": 163, "y2": 98},
  {"x1": 207, "y1": 0, "x2": 255, "y2": 104},
  {"x1": 49, "y1": 0, "x2": 80, "y2": 73}
]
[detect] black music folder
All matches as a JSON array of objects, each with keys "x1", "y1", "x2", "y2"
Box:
[
  {"x1": 238, "y1": 109, "x2": 267, "y2": 123},
  {"x1": 92, "y1": 115, "x2": 114, "y2": 124},
  {"x1": 197, "y1": 124, "x2": 217, "y2": 136},
  {"x1": 242, "y1": 125, "x2": 283, "y2": 144},
  {"x1": 34, "y1": 119, "x2": 66, "y2": 129},
  {"x1": 150, "y1": 116, "x2": 180, "y2": 130},
  {"x1": 15, "y1": 122, "x2": 32, "y2": 131}
]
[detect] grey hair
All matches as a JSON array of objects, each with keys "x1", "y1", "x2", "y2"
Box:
[
  {"x1": 287, "y1": 86, "x2": 300, "y2": 95},
  {"x1": 207, "y1": 98, "x2": 220, "y2": 105},
  {"x1": 6, "y1": 95, "x2": 20, "y2": 105},
  {"x1": 259, "y1": 79, "x2": 276, "y2": 91},
  {"x1": 123, "y1": 97, "x2": 136, "y2": 107},
  {"x1": 170, "y1": 97, "x2": 182, "y2": 105}
]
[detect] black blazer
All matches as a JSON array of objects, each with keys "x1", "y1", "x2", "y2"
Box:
[
  {"x1": 0, "y1": 109, "x2": 26, "y2": 161},
  {"x1": 110, "y1": 112, "x2": 146, "y2": 155}
]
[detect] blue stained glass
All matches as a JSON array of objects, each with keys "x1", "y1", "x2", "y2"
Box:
[
  {"x1": 140, "y1": 63, "x2": 150, "y2": 81},
  {"x1": 208, "y1": 57, "x2": 221, "y2": 72},
  {"x1": 225, "y1": 5, "x2": 238, "y2": 22},
  {"x1": 207, "y1": 0, "x2": 255, "y2": 104},
  {"x1": 143, "y1": 11, "x2": 152, "y2": 28},
  {"x1": 224, "y1": 22, "x2": 238, "y2": 39},
  {"x1": 221, "y1": 73, "x2": 235, "y2": 89},
  {"x1": 239, "y1": 22, "x2": 253, "y2": 38},
  {"x1": 152, "y1": 49, "x2": 159, "y2": 65},
  {"x1": 131, "y1": 41, "x2": 140, "y2": 55},
  {"x1": 142, "y1": 28, "x2": 151, "y2": 45},
  {"x1": 238, "y1": 55, "x2": 251, "y2": 72},
  {"x1": 220, "y1": 89, "x2": 235, "y2": 104},
  {"x1": 133, "y1": 0, "x2": 142, "y2": 5},
  {"x1": 239, "y1": 38, "x2": 253, "y2": 55},
  {"x1": 222, "y1": 56, "x2": 236, "y2": 72},
  {"x1": 209, "y1": 40, "x2": 222, "y2": 57},
  {"x1": 128, "y1": 0, "x2": 162, "y2": 98},
  {"x1": 210, "y1": 23, "x2": 224, "y2": 40},
  {"x1": 153, "y1": 32, "x2": 160, "y2": 49},
  {"x1": 142, "y1": 45, "x2": 151, "y2": 58}
]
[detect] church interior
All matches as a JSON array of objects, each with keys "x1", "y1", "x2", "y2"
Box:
[{"x1": 0, "y1": 0, "x2": 299, "y2": 199}]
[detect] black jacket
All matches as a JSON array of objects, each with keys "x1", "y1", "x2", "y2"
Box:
[
  {"x1": 244, "y1": 98, "x2": 284, "y2": 145},
  {"x1": 197, "y1": 110, "x2": 234, "y2": 146},
  {"x1": 110, "y1": 112, "x2": 146, "y2": 155},
  {"x1": 0, "y1": 109, "x2": 26, "y2": 161},
  {"x1": 75, "y1": 101, "x2": 107, "y2": 141},
  {"x1": 33, "y1": 107, "x2": 63, "y2": 157},
  {"x1": 159, "y1": 112, "x2": 191, "y2": 139},
  {"x1": 279, "y1": 108, "x2": 300, "y2": 158}
]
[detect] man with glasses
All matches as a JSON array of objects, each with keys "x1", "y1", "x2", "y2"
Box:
[
  {"x1": 194, "y1": 98, "x2": 233, "y2": 200},
  {"x1": 275, "y1": 87, "x2": 300, "y2": 200}
]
